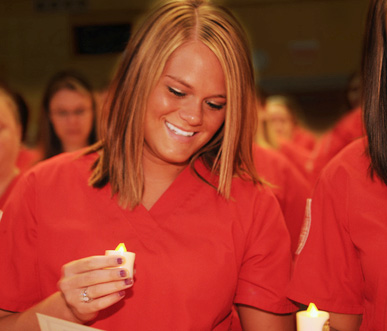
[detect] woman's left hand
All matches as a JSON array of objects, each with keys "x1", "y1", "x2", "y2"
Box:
[{"x1": 57, "y1": 255, "x2": 134, "y2": 323}]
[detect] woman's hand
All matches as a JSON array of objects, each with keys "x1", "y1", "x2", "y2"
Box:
[{"x1": 58, "y1": 255, "x2": 134, "y2": 323}]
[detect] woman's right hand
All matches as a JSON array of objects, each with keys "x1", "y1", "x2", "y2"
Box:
[{"x1": 57, "y1": 255, "x2": 134, "y2": 323}]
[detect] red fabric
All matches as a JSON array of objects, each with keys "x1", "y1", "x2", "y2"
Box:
[
  {"x1": 0, "y1": 175, "x2": 20, "y2": 209},
  {"x1": 311, "y1": 107, "x2": 364, "y2": 181},
  {"x1": 291, "y1": 126, "x2": 317, "y2": 151},
  {"x1": 278, "y1": 141, "x2": 314, "y2": 185},
  {"x1": 253, "y1": 145, "x2": 311, "y2": 256},
  {"x1": 278, "y1": 108, "x2": 364, "y2": 186},
  {"x1": 0, "y1": 150, "x2": 296, "y2": 330},
  {"x1": 16, "y1": 146, "x2": 42, "y2": 172},
  {"x1": 289, "y1": 138, "x2": 387, "y2": 330}
]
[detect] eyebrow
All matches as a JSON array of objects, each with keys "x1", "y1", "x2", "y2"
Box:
[{"x1": 166, "y1": 74, "x2": 227, "y2": 99}]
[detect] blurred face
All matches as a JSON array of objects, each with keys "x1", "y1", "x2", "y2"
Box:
[
  {"x1": 144, "y1": 41, "x2": 226, "y2": 166},
  {"x1": 0, "y1": 96, "x2": 21, "y2": 176},
  {"x1": 49, "y1": 89, "x2": 94, "y2": 152},
  {"x1": 265, "y1": 103, "x2": 295, "y2": 140}
]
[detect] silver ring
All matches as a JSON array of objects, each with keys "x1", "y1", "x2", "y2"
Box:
[{"x1": 81, "y1": 287, "x2": 92, "y2": 303}]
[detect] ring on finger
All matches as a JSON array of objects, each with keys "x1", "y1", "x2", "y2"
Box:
[{"x1": 80, "y1": 287, "x2": 93, "y2": 303}]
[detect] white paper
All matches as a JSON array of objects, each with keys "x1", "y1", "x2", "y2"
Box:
[{"x1": 37, "y1": 313, "x2": 105, "y2": 331}]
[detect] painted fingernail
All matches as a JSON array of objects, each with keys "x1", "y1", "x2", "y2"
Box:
[
  {"x1": 119, "y1": 290, "x2": 126, "y2": 297},
  {"x1": 117, "y1": 257, "x2": 123, "y2": 265},
  {"x1": 120, "y1": 269, "x2": 127, "y2": 277},
  {"x1": 125, "y1": 278, "x2": 133, "y2": 286}
]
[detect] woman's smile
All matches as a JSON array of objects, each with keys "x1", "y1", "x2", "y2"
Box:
[
  {"x1": 143, "y1": 40, "x2": 226, "y2": 166},
  {"x1": 165, "y1": 121, "x2": 196, "y2": 137}
]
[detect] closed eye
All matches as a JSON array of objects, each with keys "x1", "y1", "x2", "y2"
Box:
[
  {"x1": 168, "y1": 86, "x2": 186, "y2": 97},
  {"x1": 206, "y1": 101, "x2": 225, "y2": 110}
]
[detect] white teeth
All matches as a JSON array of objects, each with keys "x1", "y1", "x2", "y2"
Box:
[{"x1": 166, "y1": 122, "x2": 195, "y2": 137}]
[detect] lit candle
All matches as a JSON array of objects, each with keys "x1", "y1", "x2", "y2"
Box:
[
  {"x1": 105, "y1": 243, "x2": 136, "y2": 278},
  {"x1": 296, "y1": 303, "x2": 330, "y2": 331}
]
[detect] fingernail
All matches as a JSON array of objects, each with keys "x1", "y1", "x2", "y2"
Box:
[
  {"x1": 117, "y1": 257, "x2": 123, "y2": 265},
  {"x1": 120, "y1": 269, "x2": 127, "y2": 277},
  {"x1": 119, "y1": 290, "x2": 126, "y2": 297},
  {"x1": 125, "y1": 278, "x2": 133, "y2": 286}
]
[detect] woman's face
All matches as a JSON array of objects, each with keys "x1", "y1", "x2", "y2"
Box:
[
  {"x1": 0, "y1": 96, "x2": 21, "y2": 175},
  {"x1": 265, "y1": 103, "x2": 295, "y2": 140},
  {"x1": 49, "y1": 89, "x2": 94, "y2": 152},
  {"x1": 144, "y1": 41, "x2": 226, "y2": 166}
]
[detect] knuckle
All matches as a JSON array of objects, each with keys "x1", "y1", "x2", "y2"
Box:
[
  {"x1": 61, "y1": 264, "x2": 70, "y2": 277},
  {"x1": 57, "y1": 278, "x2": 69, "y2": 291},
  {"x1": 83, "y1": 258, "x2": 95, "y2": 270}
]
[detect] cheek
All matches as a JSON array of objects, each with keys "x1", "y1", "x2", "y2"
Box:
[
  {"x1": 147, "y1": 89, "x2": 174, "y2": 119},
  {"x1": 0, "y1": 131, "x2": 19, "y2": 153},
  {"x1": 82, "y1": 113, "x2": 94, "y2": 130},
  {"x1": 50, "y1": 118, "x2": 64, "y2": 133},
  {"x1": 206, "y1": 112, "x2": 225, "y2": 134}
]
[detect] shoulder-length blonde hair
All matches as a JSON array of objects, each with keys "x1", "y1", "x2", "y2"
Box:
[{"x1": 90, "y1": 0, "x2": 260, "y2": 209}]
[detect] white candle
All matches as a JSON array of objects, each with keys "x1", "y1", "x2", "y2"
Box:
[
  {"x1": 296, "y1": 303, "x2": 329, "y2": 331},
  {"x1": 105, "y1": 243, "x2": 136, "y2": 278}
]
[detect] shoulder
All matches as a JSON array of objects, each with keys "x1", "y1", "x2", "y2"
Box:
[
  {"x1": 319, "y1": 137, "x2": 368, "y2": 182},
  {"x1": 230, "y1": 175, "x2": 280, "y2": 216},
  {"x1": 21, "y1": 149, "x2": 98, "y2": 188}
]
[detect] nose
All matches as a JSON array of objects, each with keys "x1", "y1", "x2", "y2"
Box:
[{"x1": 179, "y1": 102, "x2": 203, "y2": 126}]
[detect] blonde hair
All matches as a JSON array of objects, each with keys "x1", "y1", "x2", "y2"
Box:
[{"x1": 90, "y1": 0, "x2": 260, "y2": 209}]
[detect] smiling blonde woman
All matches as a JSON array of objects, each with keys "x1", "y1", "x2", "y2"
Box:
[{"x1": 0, "y1": 1, "x2": 296, "y2": 330}]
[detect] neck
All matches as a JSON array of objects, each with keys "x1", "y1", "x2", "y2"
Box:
[
  {"x1": 141, "y1": 153, "x2": 187, "y2": 210},
  {"x1": 62, "y1": 141, "x2": 88, "y2": 153}
]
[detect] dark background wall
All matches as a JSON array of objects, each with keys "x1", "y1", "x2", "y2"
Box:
[{"x1": 0, "y1": 0, "x2": 368, "y2": 142}]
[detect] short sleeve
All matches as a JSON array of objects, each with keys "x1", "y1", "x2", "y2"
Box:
[
  {"x1": 0, "y1": 171, "x2": 41, "y2": 312},
  {"x1": 288, "y1": 164, "x2": 364, "y2": 314},
  {"x1": 234, "y1": 187, "x2": 297, "y2": 314}
]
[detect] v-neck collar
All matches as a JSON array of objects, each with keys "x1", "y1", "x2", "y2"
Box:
[
  {"x1": 85, "y1": 155, "x2": 217, "y2": 234},
  {"x1": 146, "y1": 162, "x2": 207, "y2": 219}
]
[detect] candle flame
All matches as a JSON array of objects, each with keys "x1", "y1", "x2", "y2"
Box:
[
  {"x1": 115, "y1": 243, "x2": 127, "y2": 252},
  {"x1": 306, "y1": 303, "x2": 319, "y2": 317}
]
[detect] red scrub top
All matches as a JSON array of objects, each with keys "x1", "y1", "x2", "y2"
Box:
[
  {"x1": 16, "y1": 146, "x2": 42, "y2": 172},
  {"x1": 291, "y1": 126, "x2": 316, "y2": 151},
  {"x1": 288, "y1": 138, "x2": 387, "y2": 330},
  {"x1": 0, "y1": 175, "x2": 20, "y2": 209},
  {"x1": 253, "y1": 145, "x2": 311, "y2": 256},
  {"x1": 278, "y1": 141, "x2": 314, "y2": 183},
  {"x1": 311, "y1": 107, "x2": 364, "y2": 181},
  {"x1": 0, "y1": 150, "x2": 296, "y2": 331}
]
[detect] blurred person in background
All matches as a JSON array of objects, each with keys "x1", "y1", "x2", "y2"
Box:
[
  {"x1": 0, "y1": 84, "x2": 23, "y2": 208},
  {"x1": 288, "y1": 0, "x2": 387, "y2": 329},
  {"x1": 39, "y1": 70, "x2": 97, "y2": 159},
  {"x1": 309, "y1": 71, "x2": 364, "y2": 182},
  {"x1": 253, "y1": 90, "x2": 311, "y2": 257},
  {"x1": 265, "y1": 95, "x2": 317, "y2": 151},
  {"x1": 14, "y1": 90, "x2": 42, "y2": 171}
]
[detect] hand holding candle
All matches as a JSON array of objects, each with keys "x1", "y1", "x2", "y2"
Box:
[
  {"x1": 296, "y1": 303, "x2": 330, "y2": 331},
  {"x1": 105, "y1": 243, "x2": 136, "y2": 278}
]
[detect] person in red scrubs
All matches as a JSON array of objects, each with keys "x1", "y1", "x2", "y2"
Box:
[
  {"x1": 288, "y1": 0, "x2": 387, "y2": 329},
  {"x1": 265, "y1": 95, "x2": 316, "y2": 152},
  {"x1": 14, "y1": 91, "x2": 42, "y2": 172},
  {"x1": 0, "y1": 84, "x2": 23, "y2": 209},
  {"x1": 0, "y1": 1, "x2": 296, "y2": 330},
  {"x1": 38, "y1": 70, "x2": 98, "y2": 159}
]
